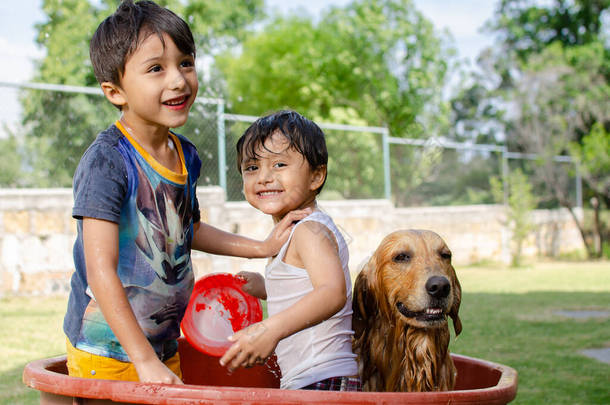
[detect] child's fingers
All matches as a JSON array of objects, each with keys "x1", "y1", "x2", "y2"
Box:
[
  {"x1": 169, "y1": 371, "x2": 184, "y2": 385},
  {"x1": 235, "y1": 271, "x2": 252, "y2": 279},
  {"x1": 228, "y1": 347, "x2": 251, "y2": 372},
  {"x1": 282, "y1": 208, "x2": 312, "y2": 224},
  {"x1": 219, "y1": 340, "x2": 240, "y2": 367},
  {"x1": 274, "y1": 209, "x2": 311, "y2": 236}
]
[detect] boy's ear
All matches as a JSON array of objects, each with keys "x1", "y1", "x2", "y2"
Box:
[
  {"x1": 100, "y1": 82, "x2": 127, "y2": 108},
  {"x1": 309, "y1": 165, "x2": 327, "y2": 191}
]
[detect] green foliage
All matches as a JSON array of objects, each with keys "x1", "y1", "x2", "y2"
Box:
[
  {"x1": 323, "y1": 108, "x2": 385, "y2": 199},
  {"x1": 0, "y1": 133, "x2": 23, "y2": 187},
  {"x1": 20, "y1": 0, "x2": 265, "y2": 187},
  {"x1": 569, "y1": 123, "x2": 610, "y2": 198},
  {"x1": 452, "y1": 0, "x2": 610, "y2": 256},
  {"x1": 491, "y1": 168, "x2": 537, "y2": 266},
  {"x1": 179, "y1": 0, "x2": 265, "y2": 55},
  {"x1": 487, "y1": 0, "x2": 609, "y2": 63},
  {"x1": 217, "y1": 0, "x2": 453, "y2": 201},
  {"x1": 510, "y1": 42, "x2": 609, "y2": 211},
  {"x1": 35, "y1": 0, "x2": 105, "y2": 86},
  {"x1": 216, "y1": 15, "x2": 321, "y2": 116},
  {"x1": 16, "y1": 0, "x2": 116, "y2": 186},
  {"x1": 218, "y1": 0, "x2": 451, "y2": 137},
  {"x1": 21, "y1": 92, "x2": 120, "y2": 187}
]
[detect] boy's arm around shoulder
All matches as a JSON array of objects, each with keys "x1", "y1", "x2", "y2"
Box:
[
  {"x1": 83, "y1": 218, "x2": 182, "y2": 384},
  {"x1": 190, "y1": 208, "x2": 312, "y2": 258}
]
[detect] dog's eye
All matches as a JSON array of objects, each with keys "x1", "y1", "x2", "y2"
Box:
[
  {"x1": 440, "y1": 251, "x2": 452, "y2": 260},
  {"x1": 393, "y1": 252, "x2": 411, "y2": 263}
]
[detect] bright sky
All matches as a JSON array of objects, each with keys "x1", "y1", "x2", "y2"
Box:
[{"x1": 0, "y1": 0, "x2": 496, "y2": 134}]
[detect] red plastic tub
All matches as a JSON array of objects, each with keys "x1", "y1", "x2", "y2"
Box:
[{"x1": 23, "y1": 337, "x2": 517, "y2": 404}]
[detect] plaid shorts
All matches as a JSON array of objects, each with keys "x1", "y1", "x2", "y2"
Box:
[{"x1": 301, "y1": 376, "x2": 362, "y2": 391}]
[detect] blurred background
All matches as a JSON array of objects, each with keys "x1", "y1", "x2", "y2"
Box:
[
  {"x1": 0, "y1": 0, "x2": 608, "y2": 282},
  {"x1": 1, "y1": 0, "x2": 608, "y2": 260},
  {"x1": 1, "y1": 0, "x2": 608, "y2": 266},
  {"x1": 0, "y1": 2, "x2": 609, "y2": 404}
]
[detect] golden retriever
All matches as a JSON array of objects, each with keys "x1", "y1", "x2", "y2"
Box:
[{"x1": 352, "y1": 229, "x2": 462, "y2": 392}]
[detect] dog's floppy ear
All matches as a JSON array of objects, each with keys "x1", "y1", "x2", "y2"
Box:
[
  {"x1": 352, "y1": 256, "x2": 377, "y2": 338},
  {"x1": 448, "y1": 265, "x2": 462, "y2": 336}
]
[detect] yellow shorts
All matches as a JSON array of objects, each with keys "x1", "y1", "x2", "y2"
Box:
[{"x1": 65, "y1": 338, "x2": 182, "y2": 382}]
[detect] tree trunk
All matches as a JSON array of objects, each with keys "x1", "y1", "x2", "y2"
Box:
[
  {"x1": 545, "y1": 169, "x2": 594, "y2": 259},
  {"x1": 591, "y1": 196, "x2": 602, "y2": 258},
  {"x1": 562, "y1": 200, "x2": 594, "y2": 258}
]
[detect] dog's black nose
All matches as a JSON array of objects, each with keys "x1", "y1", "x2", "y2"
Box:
[{"x1": 426, "y1": 276, "x2": 450, "y2": 299}]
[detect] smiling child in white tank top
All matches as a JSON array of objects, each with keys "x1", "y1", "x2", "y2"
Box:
[{"x1": 219, "y1": 110, "x2": 360, "y2": 391}]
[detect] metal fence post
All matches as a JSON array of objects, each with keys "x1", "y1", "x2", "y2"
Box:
[
  {"x1": 501, "y1": 147, "x2": 509, "y2": 206},
  {"x1": 383, "y1": 128, "x2": 391, "y2": 200},
  {"x1": 575, "y1": 164, "x2": 583, "y2": 208},
  {"x1": 216, "y1": 100, "x2": 226, "y2": 194}
]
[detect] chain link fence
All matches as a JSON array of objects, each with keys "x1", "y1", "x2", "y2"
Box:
[
  {"x1": 389, "y1": 143, "x2": 502, "y2": 207},
  {"x1": 0, "y1": 81, "x2": 582, "y2": 208}
]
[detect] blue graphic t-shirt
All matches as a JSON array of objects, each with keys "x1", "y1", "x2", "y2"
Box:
[{"x1": 64, "y1": 121, "x2": 201, "y2": 362}]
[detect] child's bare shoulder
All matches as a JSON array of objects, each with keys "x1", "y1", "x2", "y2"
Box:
[{"x1": 292, "y1": 220, "x2": 338, "y2": 252}]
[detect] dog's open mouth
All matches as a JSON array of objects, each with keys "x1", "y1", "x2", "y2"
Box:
[{"x1": 396, "y1": 301, "x2": 446, "y2": 322}]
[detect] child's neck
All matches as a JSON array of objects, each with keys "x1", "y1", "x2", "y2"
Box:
[
  {"x1": 119, "y1": 116, "x2": 180, "y2": 173},
  {"x1": 272, "y1": 200, "x2": 317, "y2": 224},
  {"x1": 119, "y1": 116, "x2": 170, "y2": 150}
]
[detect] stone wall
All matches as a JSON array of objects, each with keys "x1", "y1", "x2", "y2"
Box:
[{"x1": 0, "y1": 187, "x2": 584, "y2": 296}]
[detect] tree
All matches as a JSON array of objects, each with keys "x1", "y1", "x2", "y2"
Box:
[
  {"x1": 491, "y1": 168, "x2": 537, "y2": 266},
  {"x1": 20, "y1": 0, "x2": 265, "y2": 187},
  {"x1": 508, "y1": 42, "x2": 609, "y2": 257},
  {"x1": 452, "y1": 0, "x2": 610, "y2": 258},
  {"x1": 488, "y1": 0, "x2": 610, "y2": 63},
  {"x1": 216, "y1": 0, "x2": 453, "y2": 200},
  {"x1": 219, "y1": 0, "x2": 451, "y2": 136},
  {"x1": 18, "y1": 0, "x2": 111, "y2": 186},
  {"x1": 569, "y1": 123, "x2": 610, "y2": 257},
  {"x1": 0, "y1": 131, "x2": 23, "y2": 187}
]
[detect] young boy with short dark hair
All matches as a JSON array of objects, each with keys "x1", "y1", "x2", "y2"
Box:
[
  {"x1": 63, "y1": 1, "x2": 308, "y2": 384},
  {"x1": 220, "y1": 110, "x2": 361, "y2": 391}
]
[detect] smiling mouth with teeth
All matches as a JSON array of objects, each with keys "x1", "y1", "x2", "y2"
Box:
[
  {"x1": 258, "y1": 190, "x2": 282, "y2": 197},
  {"x1": 396, "y1": 301, "x2": 446, "y2": 322},
  {"x1": 163, "y1": 96, "x2": 189, "y2": 108}
]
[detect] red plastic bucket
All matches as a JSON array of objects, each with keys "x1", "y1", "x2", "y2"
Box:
[
  {"x1": 181, "y1": 272, "x2": 263, "y2": 357},
  {"x1": 23, "y1": 337, "x2": 518, "y2": 404}
]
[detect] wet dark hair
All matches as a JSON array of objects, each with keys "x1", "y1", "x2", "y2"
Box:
[
  {"x1": 236, "y1": 110, "x2": 328, "y2": 194},
  {"x1": 89, "y1": 0, "x2": 195, "y2": 88}
]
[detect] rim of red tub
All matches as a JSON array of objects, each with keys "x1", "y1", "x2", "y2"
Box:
[{"x1": 23, "y1": 352, "x2": 517, "y2": 405}]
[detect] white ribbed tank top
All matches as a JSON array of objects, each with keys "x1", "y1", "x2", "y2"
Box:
[{"x1": 265, "y1": 209, "x2": 357, "y2": 389}]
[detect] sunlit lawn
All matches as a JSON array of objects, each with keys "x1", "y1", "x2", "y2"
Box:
[
  {"x1": 2, "y1": 260, "x2": 609, "y2": 405},
  {"x1": 0, "y1": 296, "x2": 66, "y2": 405},
  {"x1": 452, "y1": 260, "x2": 610, "y2": 405}
]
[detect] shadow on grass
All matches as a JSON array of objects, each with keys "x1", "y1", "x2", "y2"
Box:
[{"x1": 451, "y1": 291, "x2": 610, "y2": 405}]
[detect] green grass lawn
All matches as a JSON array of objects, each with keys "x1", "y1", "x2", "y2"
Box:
[
  {"x1": 2, "y1": 260, "x2": 609, "y2": 405},
  {"x1": 452, "y1": 261, "x2": 610, "y2": 405}
]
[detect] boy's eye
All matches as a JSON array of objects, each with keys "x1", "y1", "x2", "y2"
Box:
[
  {"x1": 243, "y1": 165, "x2": 257, "y2": 172},
  {"x1": 148, "y1": 65, "x2": 162, "y2": 73},
  {"x1": 274, "y1": 162, "x2": 287, "y2": 168},
  {"x1": 181, "y1": 59, "x2": 194, "y2": 68}
]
